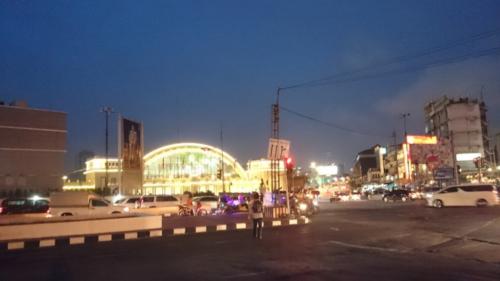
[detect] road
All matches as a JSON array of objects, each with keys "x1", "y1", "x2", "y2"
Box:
[{"x1": 1, "y1": 200, "x2": 500, "y2": 281}]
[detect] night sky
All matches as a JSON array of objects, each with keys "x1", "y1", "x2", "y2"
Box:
[{"x1": 2, "y1": 1, "x2": 500, "y2": 172}]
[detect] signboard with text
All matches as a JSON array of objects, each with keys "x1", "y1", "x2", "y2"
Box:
[{"x1": 267, "y1": 138, "x2": 290, "y2": 160}]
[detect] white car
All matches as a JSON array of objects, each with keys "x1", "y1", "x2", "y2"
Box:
[
  {"x1": 50, "y1": 192, "x2": 128, "y2": 216},
  {"x1": 193, "y1": 196, "x2": 219, "y2": 215},
  {"x1": 427, "y1": 184, "x2": 499, "y2": 208},
  {"x1": 117, "y1": 195, "x2": 180, "y2": 214}
]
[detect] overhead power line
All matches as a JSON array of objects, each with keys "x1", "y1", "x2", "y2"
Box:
[
  {"x1": 282, "y1": 27, "x2": 500, "y2": 90},
  {"x1": 299, "y1": 45, "x2": 500, "y2": 89},
  {"x1": 280, "y1": 106, "x2": 390, "y2": 138}
]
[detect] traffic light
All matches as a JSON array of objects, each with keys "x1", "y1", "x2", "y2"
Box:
[{"x1": 285, "y1": 157, "x2": 294, "y2": 171}]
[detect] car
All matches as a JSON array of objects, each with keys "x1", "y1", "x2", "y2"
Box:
[
  {"x1": 49, "y1": 191, "x2": 127, "y2": 216},
  {"x1": 0, "y1": 197, "x2": 50, "y2": 215},
  {"x1": 329, "y1": 193, "x2": 341, "y2": 203},
  {"x1": 193, "y1": 196, "x2": 219, "y2": 215},
  {"x1": 423, "y1": 186, "x2": 441, "y2": 199},
  {"x1": 382, "y1": 190, "x2": 410, "y2": 203},
  {"x1": 117, "y1": 195, "x2": 180, "y2": 214},
  {"x1": 427, "y1": 184, "x2": 499, "y2": 208}
]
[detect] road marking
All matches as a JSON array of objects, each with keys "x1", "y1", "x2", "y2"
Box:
[
  {"x1": 215, "y1": 240, "x2": 231, "y2": 244},
  {"x1": 272, "y1": 220, "x2": 281, "y2": 227},
  {"x1": 330, "y1": 227, "x2": 340, "y2": 231},
  {"x1": 150, "y1": 230, "x2": 162, "y2": 237},
  {"x1": 124, "y1": 232, "x2": 138, "y2": 240},
  {"x1": 327, "y1": 240, "x2": 410, "y2": 253},
  {"x1": 69, "y1": 237, "x2": 85, "y2": 245},
  {"x1": 173, "y1": 228, "x2": 186, "y2": 235},
  {"x1": 98, "y1": 234, "x2": 112, "y2": 242},
  {"x1": 236, "y1": 223, "x2": 246, "y2": 230},
  {"x1": 39, "y1": 239, "x2": 56, "y2": 247},
  {"x1": 195, "y1": 226, "x2": 207, "y2": 233},
  {"x1": 289, "y1": 219, "x2": 298, "y2": 225},
  {"x1": 216, "y1": 224, "x2": 227, "y2": 231},
  {"x1": 7, "y1": 241, "x2": 24, "y2": 250},
  {"x1": 222, "y1": 272, "x2": 264, "y2": 279}
]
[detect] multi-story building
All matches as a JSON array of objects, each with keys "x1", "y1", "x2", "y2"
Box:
[
  {"x1": 352, "y1": 145, "x2": 386, "y2": 185},
  {"x1": 425, "y1": 96, "x2": 490, "y2": 172},
  {"x1": 0, "y1": 101, "x2": 67, "y2": 195}
]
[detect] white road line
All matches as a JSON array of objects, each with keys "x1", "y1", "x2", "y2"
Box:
[
  {"x1": 272, "y1": 220, "x2": 281, "y2": 227},
  {"x1": 330, "y1": 227, "x2": 340, "y2": 231},
  {"x1": 124, "y1": 232, "x2": 138, "y2": 240},
  {"x1": 98, "y1": 234, "x2": 112, "y2": 242},
  {"x1": 39, "y1": 239, "x2": 56, "y2": 247},
  {"x1": 236, "y1": 223, "x2": 246, "y2": 229},
  {"x1": 69, "y1": 237, "x2": 85, "y2": 245},
  {"x1": 216, "y1": 224, "x2": 227, "y2": 231},
  {"x1": 222, "y1": 272, "x2": 264, "y2": 279},
  {"x1": 195, "y1": 226, "x2": 207, "y2": 233},
  {"x1": 327, "y1": 240, "x2": 410, "y2": 253},
  {"x1": 289, "y1": 219, "x2": 298, "y2": 225},
  {"x1": 173, "y1": 228, "x2": 186, "y2": 235},
  {"x1": 7, "y1": 241, "x2": 24, "y2": 250},
  {"x1": 150, "y1": 230, "x2": 162, "y2": 237}
]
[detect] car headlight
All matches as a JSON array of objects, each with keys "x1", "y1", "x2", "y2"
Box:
[
  {"x1": 299, "y1": 203, "x2": 308, "y2": 211},
  {"x1": 123, "y1": 207, "x2": 130, "y2": 212},
  {"x1": 313, "y1": 200, "x2": 319, "y2": 206},
  {"x1": 425, "y1": 193, "x2": 433, "y2": 199}
]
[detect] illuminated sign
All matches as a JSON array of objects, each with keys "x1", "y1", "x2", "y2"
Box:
[
  {"x1": 406, "y1": 135, "x2": 438, "y2": 145},
  {"x1": 456, "y1": 153, "x2": 481, "y2": 161},
  {"x1": 314, "y1": 164, "x2": 339, "y2": 176}
]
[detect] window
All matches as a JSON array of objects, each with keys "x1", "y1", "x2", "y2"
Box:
[
  {"x1": 7, "y1": 200, "x2": 26, "y2": 206},
  {"x1": 142, "y1": 196, "x2": 154, "y2": 203},
  {"x1": 440, "y1": 187, "x2": 458, "y2": 193},
  {"x1": 157, "y1": 196, "x2": 177, "y2": 202},
  {"x1": 460, "y1": 185, "x2": 493, "y2": 192},
  {"x1": 91, "y1": 199, "x2": 108, "y2": 207},
  {"x1": 126, "y1": 198, "x2": 140, "y2": 204}
]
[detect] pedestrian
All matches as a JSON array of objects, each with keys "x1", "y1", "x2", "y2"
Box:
[{"x1": 249, "y1": 192, "x2": 263, "y2": 239}]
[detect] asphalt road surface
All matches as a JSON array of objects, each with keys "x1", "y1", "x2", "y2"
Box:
[{"x1": 2, "y1": 200, "x2": 500, "y2": 281}]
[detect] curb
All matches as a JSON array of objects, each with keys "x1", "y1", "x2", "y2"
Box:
[{"x1": 0, "y1": 217, "x2": 310, "y2": 252}]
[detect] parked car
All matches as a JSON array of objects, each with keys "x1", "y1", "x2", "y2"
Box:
[
  {"x1": 0, "y1": 197, "x2": 50, "y2": 215},
  {"x1": 427, "y1": 184, "x2": 499, "y2": 208},
  {"x1": 193, "y1": 196, "x2": 219, "y2": 215},
  {"x1": 382, "y1": 190, "x2": 410, "y2": 202},
  {"x1": 49, "y1": 191, "x2": 128, "y2": 216}
]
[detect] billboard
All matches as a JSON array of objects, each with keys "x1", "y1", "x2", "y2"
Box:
[
  {"x1": 120, "y1": 117, "x2": 143, "y2": 170},
  {"x1": 406, "y1": 135, "x2": 438, "y2": 145},
  {"x1": 409, "y1": 138, "x2": 452, "y2": 171}
]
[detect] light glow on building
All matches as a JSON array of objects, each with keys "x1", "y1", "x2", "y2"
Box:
[{"x1": 406, "y1": 135, "x2": 438, "y2": 145}]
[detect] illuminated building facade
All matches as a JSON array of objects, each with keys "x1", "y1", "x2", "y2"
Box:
[
  {"x1": 65, "y1": 143, "x2": 271, "y2": 195},
  {"x1": 143, "y1": 143, "x2": 258, "y2": 195}
]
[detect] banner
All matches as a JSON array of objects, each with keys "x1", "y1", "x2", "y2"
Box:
[
  {"x1": 409, "y1": 138, "x2": 452, "y2": 170},
  {"x1": 120, "y1": 117, "x2": 143, "y2": 170}
]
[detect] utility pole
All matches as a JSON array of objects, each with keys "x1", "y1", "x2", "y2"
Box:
[
  {"x1": 392, "y1": 130, "x2": 398, "y2": 181},
  {"x1": 101, "y1": 107, "x2": 114, "y2": 191},
  {"x1": 401, "y1": 113, "x2": 411, "y2": 139},
  {"x1": 220, "y1": 123, "x2": 226, "y2": 193},
  {"x1": 450, "y1": 131, "x2": 459, "y2": 185}
]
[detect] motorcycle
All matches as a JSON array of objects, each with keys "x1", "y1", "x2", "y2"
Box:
[{"x1": 178, "y1": 204, "x2": 194, "y2": 216}]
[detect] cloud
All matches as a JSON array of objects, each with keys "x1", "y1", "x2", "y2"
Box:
[{"x1": 375, "y1": 56, "x2": 500, "y2": 121}]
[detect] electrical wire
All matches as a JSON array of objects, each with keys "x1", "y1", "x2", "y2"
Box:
[
  {"x1": 282, "y1": 28, "x2": 500, "y2": 90},
  {"x1": 280, "y1": 106, "x2": 390, "y2": 138}
]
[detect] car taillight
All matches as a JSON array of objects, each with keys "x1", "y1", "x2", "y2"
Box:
[{"x1": 0, "y1": 207, "x2": 3, "y2": 214}]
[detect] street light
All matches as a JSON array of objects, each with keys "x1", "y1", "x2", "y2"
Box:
[
  {"x1": 401, "y1": 113, "x2": 411, "y2": 138},
  {"x1": 100, "y1": 106, "x2": 115, "y2": 191}
]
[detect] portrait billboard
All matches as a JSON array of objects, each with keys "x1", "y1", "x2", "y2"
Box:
[{"x1": 120, "y1": 117, "x2": 143, "y2": 171}]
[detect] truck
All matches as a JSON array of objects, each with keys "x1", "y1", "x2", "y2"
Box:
[{"x1": 49, "y1": 191, "x2": 129, "y2": 216}]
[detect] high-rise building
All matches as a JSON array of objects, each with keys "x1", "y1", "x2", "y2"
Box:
[
  {"x1": 0, "y1": 101, "x2": 67, "y2": 194},
  {"x1": 424, "y1": 96, "x2": 490, "y2": 171}
]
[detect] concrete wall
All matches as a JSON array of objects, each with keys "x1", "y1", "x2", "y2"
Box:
[{"x1": 0, "y1": 215, "x2": 162, "y2": 241}]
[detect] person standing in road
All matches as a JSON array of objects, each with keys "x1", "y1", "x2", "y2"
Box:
[{"x1": 249, "y1": 192, "x2": 264, "y2": 239}]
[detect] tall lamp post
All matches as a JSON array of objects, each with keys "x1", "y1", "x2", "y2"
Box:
[
  {"x1": 401, "y1": 113, "x2": 411, "y2": 139},
  {"x1": 101, "y1": 106, "x2": 114, "y2": 191}
]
